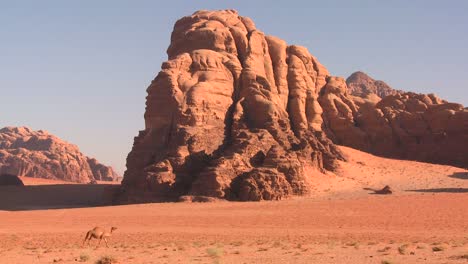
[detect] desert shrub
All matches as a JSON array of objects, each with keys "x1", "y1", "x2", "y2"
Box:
[
  {"x1": 206, "y1": 247, "x2": 223, "y2": 258},
  {"x1": 95, "y1": 255, "x2": 117, "y2": 264},
  {"x1": 79, "y1": 253, "x2": 90, "y2": 262},
  {"x1": 398, "y1": 244, "x2": 408, "y2": 255}
]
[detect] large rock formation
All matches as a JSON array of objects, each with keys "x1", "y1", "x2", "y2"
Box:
[
  {"x1": 0, "y1": 127, "x2": 119, "y2": 183},
  {"x1": 321, "y1": 74, "x2": 468, "y2": 168},
  {"x1": 120, "y1": 10, "x2": 345, "y2": 203},
  {"x1": 120, "y1": 10, "x2": 467, "y2": 202}
]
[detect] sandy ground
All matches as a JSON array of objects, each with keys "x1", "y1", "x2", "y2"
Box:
[{"x1": 0, "y1": 147, "x2": 467, "y2": 264}]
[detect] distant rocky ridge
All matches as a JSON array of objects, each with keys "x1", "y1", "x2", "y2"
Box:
[
  {"x1": 0, "y1": 127, "x2": 119, "y2": 183},
  {"x1": 119, "y1": 10, "x2": 467, "y2": 203}
]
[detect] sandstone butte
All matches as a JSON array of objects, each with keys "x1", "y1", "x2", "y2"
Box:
[
  {"x1": 0, "y1": 126, "x2": 119, "y2": 183},
  {"x1": 118, "y1": 10, "x2": 467, "y2": 203}
]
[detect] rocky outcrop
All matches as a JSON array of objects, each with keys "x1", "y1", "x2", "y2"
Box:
[
  {"x1": 320, "y1": 76, "x2": 468, "y2": 168},
  {"x1": 120, "y1": 10, "x2": 345, "y2": 203},
  {"x1": 120, "y1": 10, "x2": 467, "y2": 203},
  {"x1": 0, "y1": 127, "x2": 119, "y2": 183}
]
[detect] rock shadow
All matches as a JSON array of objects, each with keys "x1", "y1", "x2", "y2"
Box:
[
  {"x1": 406, "y1": 188, "x2": 468, "y2": 193},
  {"x1": 0, "y1": 184, "x2": 119, "y2": 211},
  {"x1": 448, "y1": 172, "x2": 468, "y2": 180}
]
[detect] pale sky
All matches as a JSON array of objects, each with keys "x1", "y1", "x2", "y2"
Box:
[{"x1": 1, "y1": 0, "x2": 467, "y2": 174}]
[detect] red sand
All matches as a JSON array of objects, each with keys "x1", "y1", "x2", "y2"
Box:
[{"x1": 1, "y1": 147, "x2": 467, "y2": 263}]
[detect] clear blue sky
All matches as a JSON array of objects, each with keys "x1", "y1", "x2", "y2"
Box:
[{"x1": 1, "y1": 1, "x2": 467, "y2": 174}]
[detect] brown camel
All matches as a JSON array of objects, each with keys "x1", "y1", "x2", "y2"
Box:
[{"x1": 82, "y1": 226, "x2": 117, "y2": 248}]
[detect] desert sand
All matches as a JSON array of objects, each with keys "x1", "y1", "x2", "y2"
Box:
[{"x1": 1, "y1": 147, "x2": 467, "y2": 264}]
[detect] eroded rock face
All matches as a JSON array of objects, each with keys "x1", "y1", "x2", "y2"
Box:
[
  {"x1": 0, "y1": 127, "x2": 119, "y2": 183},
  {"x1": 121, "y1": 10, "x2": 467, "y2": 203},
  {"x1": 120, "y1": 10, "x2": 345, "y2": 203},
  {"x1": 321, "y1": 73, "x2": 468, "y2": 168}
]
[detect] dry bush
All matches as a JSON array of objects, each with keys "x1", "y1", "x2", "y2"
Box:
[{"x1": 95, "y1": 255, "x2": 117, "y2": 264}]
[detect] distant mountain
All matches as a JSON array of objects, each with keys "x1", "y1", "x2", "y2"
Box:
[
  {"x1": 346, "y1": 71, "x2": 400, "y2": 98},
  {"x1": 0, "y1": 126, "x2": 119, "y2": 183}
]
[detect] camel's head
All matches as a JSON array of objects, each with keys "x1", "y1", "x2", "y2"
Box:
[{"x1": 111, "y1": 227, "x2": 118, "y2": 232}]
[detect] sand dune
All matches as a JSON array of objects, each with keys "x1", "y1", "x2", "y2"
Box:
[{"x1": 307, "y1": 146, "x2": 467, "y2": 199}]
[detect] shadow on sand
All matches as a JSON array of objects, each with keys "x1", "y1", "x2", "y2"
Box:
[
  {"x1": 406, "y1": 188, "x2": 468, "y2": 193},
  {"x1": 0, "y1": 184, "x2": 120, "y2": 211},
  {"x1": 448, "y1": 172, "x2": 468, "y2": 180},
  {"x1": 362, "y1": 187, "x2": 393, "y2": 195}
]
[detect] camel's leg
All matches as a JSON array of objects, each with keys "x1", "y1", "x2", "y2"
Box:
[
  {"x1": 104, "y1": 238, "x2": 109, "y2": 248},
  {"x1": 82, "y1": 232, "x2": 90, "y2": 247},
  {"x1": 96, "y1": 238, "x2": 102, "y2": 248}
]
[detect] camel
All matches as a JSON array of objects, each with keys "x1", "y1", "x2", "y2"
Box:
[{"x1": 82, "y1": 226, "x2": 117, "y2": 248}]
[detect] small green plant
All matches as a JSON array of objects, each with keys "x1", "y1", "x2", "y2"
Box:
[
  {"x1": 79, "y1": 253, "x2": 90, "y2": 262},
  {"x1": 381, "y1": 260, "x2": 393, "y2": 264},
  {"x1": 95, "y1": 255, "x2": 117, "y2": 264}
]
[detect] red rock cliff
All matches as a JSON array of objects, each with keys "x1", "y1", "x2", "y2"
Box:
[
  {"x1": 321, "y1": 73, "x2": 467, "y2": 168},
  {"x1": 120, "y1": 10, "x2": 467, "y2": 202},
  {"x1": 120, "y1": 10, "x2": 345, "y2": 202}
]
